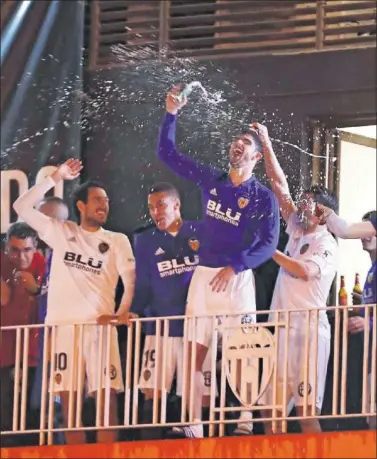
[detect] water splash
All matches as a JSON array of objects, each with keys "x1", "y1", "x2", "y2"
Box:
[{"x1": 270, "y1": 138, "x2": 337, "y2": 161}]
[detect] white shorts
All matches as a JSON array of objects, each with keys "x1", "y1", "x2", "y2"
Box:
[
  {"x1": 139, "y1": 335, "x2": 213, "y2": 396},
  {"x1": 186, "y1": 266, "x2": 256, "y2": 348},
  {"x1": 51, "y1": 325, "x2": 123, "y2": 395},
  {"x1": 259, "y1": 325, "x2": 330, "y2": 410}
]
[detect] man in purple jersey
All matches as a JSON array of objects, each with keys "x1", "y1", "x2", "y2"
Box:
[
  {"x1": 348, "y1": 210, "x2": 376, "y2": 430},
  {"x1": 157, "y1": 86, "x2": 280, "y2": 438}
]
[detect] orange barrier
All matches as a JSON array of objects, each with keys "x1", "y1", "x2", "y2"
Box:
[{"x1": 1, "y1": 430, "x2": 376, "y2": 458}]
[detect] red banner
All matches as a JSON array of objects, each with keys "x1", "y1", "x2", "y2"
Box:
[{"x1": 1, "y1": 430, "x2": 376, "y2": 458}]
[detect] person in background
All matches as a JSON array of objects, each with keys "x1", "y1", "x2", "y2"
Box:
[
  {"x1": 320, "y1": 206, "x2": 377, "y2": 239},
  {"x1": 0, "y1": 223, "x2": 45, "y2": 446},
  {"x1": 347, "y1": 210, "x2": 376, "y2": 430}
]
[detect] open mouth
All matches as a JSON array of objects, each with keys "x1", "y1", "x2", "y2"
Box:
[{"x1": 96, "y1": 210, "x2": 107, "y2": 218}]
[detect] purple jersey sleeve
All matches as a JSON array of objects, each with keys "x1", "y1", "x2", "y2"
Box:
[
  {"x1": 158, "y1": 113, "x2": 221, "y2": 186},
  {"x1": 230, "y1": 192, "x2": 280, "y2": 273},
  {"x1": 130, "y1": 233, "x2": 151, "y2": 316}
]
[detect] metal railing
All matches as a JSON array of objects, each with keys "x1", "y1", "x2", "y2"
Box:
[
  {"x1": 85, "y1": 0, "x2": 377, "y2": 69},
  {"x1": 0, "y1": 304, "x2": 376, "y2": 445}
]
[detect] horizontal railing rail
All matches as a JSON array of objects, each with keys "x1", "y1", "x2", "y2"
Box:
[{"x1": 0, "y1": 304, "x2": 376, "y2": 445}]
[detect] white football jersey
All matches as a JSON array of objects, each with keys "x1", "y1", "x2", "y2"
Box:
[
  {"x1": 39, "y1": 219, "x2": 135, "y2": 325},
  {"x1": 269, "y1": 213, "x2": 338, "y2": 328}
]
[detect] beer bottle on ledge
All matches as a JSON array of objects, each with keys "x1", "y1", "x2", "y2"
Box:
[
  {"x1": 353, "y1": 273, "x2": 362, "y2": 295},
  {"x1": 338, "y1": 275, "x2": 348, "y2": 306}
]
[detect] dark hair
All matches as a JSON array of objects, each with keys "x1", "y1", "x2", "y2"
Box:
[
  {"x1": 302, "y1": 184, "x2": 339, "y2": 213},
  {"x1": 72, "y1": 180, "x2": 107, "y2": 222},
  {"x1": 148, "y1": 182, "x2": 180, "y2": 200},
  {"x1": 6, "y1": 222, "x2": 38, "y2": 242},
  {"x1": 362, "y1": 210, "x2": 376, "y2": 222},
  {"x1": 240, "y1": 128, "x2": 262, "y2": 153}
]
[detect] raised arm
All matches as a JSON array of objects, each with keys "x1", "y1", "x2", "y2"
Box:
[
  {"x1": 13, "y1": 159, "x2": 82, "y2": 237},
  {"x1": 251, "y1": 122, "x2": 296, "y2": 223},
  {"x1": 323, "y1": 209, "x2": 376, "y2": 239},
  {"x1": 157, "y1": 87, "x2": 221, "y2": 186}
]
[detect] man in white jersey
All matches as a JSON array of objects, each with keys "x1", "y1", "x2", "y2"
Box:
[
  {"x1": 253, "y1": 123, "x2": 339, "y2": 434},
  {"x1": 13, "y1": 158, "x2": 136, "y2": 444}
]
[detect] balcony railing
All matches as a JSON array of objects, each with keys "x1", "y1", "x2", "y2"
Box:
[
  {"x1": 85, "y1": 0, "x2": 377, "y2": 69},
  {"x1": 0, "y1": 304, "x2": 376, "y2": 445}
]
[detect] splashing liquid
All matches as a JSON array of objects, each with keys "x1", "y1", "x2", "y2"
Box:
[
  {"x1": 177, "y1": 81, "x2": 208, "y2": 102},
  {"x1": 180, "y1": 80, "x2": 335, "y2": 161}
]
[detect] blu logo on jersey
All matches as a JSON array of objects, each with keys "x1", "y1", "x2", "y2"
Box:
[
  {"x1": 206, "y1": 199, "x2": 241, "y2": 226},
  {"x1": 157, "y1": 255, "x2": 199, "y2": 277},
  {"x1": 64, "y1": 252, "x2": 103, "y2": 270}
]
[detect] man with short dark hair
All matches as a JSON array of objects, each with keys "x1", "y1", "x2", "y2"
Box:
[
  {"x1": 1, "y1": 222, "x2": 45, "y2": 446},
  {"x1": 257, "y1": 122, "x2": 339, "y2": 434},
  {"x1": 346, "y1": 210, "x2": 376, "y2": 430},
  {"x1": 13, "y1": 159, "x2": 136, "y2": 445},
  {"x1": 157, "y1": 88, "x2": 280, "y2": 438},
  {"x1": 131, "y1": 182, "x2": 213, "y2": 439}
]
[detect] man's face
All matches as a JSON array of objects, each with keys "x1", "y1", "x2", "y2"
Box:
[
  {"x1": 38, "y1": 201, "x2": 69, "y2": 220},
  {"x1": 6, "y1": 236, "x2": 37, "y2": 270},
  {"x1": 78, "y1": 187, "x2": 109, "y2": 227},
  {"x1": 229, "y1": 133, "x2": 260, "y2": 169},
  {"x1": 296, "y1": 193, "x2": 321, "y2": 230},
  {"x1": 148, "y1": 192, "x2": 180, "y2": 231}
]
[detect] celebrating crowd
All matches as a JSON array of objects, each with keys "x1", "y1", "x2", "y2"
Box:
[{"x1": 1, "y1": 86, "x2": 376, "y2": 446}]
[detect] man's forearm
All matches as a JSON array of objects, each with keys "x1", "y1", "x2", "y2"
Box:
[
  {"x1": 263, "y1": 144, "x2": 290, "y2": 196},
  {"x1": 273, "y1": 251, "x2": 319, "y2": 281},
  {"x1": 1, "y1": 277, "x2": 11, "y2": 306},
  {"x1": 326, "y1": 211, "x2": 376, "y2": 239},
  {"x1": 13, "y1": 177, "x2": 55, "y2": 234}
]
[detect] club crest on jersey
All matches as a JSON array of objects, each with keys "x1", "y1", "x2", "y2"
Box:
[
  {"x1": 238, "y1": 197, "x2": 249, "y2": 209},
  {"x1": 188, "y1": 237, "x2": 200, "y2": 252},
  {"x1": 368, "y1": 272, "x2": 374, "y2": 283},
  {"x1": 224, "y1": 325, "x2": 275, "y2": 406},
  {"x1": 300, "y1": 243, "x2": 310, "y2": 255},
  {"x1": 98, "y1": 242, "x2": 109, "y2": 254}
]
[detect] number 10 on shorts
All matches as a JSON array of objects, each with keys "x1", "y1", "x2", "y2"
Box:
[{"x1": 54, "y1": 352, "x2": 68, "y2": 371}]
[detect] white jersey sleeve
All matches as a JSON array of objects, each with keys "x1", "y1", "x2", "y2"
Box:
[
  {"x1": 13, "y1": 177, "x2": 57, "y2": 240},
  {"x1": 114, "y1": 234, "x2": 136, "y2": 315},
  {"x1": 286, "y1": 212, "x2": 299, "y2": 236},
  {"x1": 301, "y1": 236, "x2": 338, "y2": 279}
]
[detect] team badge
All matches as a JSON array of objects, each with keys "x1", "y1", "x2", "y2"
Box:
[
  {"x1": 368, "y1": 272, "x2": 374, "y2": 283},
  {"x1": 55, "y1": 373, "x2": 62, "y2": 385},
  {"x1": 224, "y1": 325, "x2": 275, "y2": 407},
  {"x1": 188, "y1": 237, "x2": 200, "y2": 252},
  {"x1": 143, "y1": 370, "x2": 151, "y2": 381},
  {"x1": 238, "y1": 197, "x2": 249, "y2": 209},
  {"x1": 104, "y1": 365, "x2": 117, "y2": 380},
  {"x1": 203, "y1": 371, "x2": 211, "y2": 387},
  {"x1": 300, "y1": 243, "x2": 310, "y2": 255},
  {"x1": 98, "y1": 242, "x2": 109, "y2": 254},
  {"x1": 298, "y1": 382, "x2": 312, "y2": 397}
]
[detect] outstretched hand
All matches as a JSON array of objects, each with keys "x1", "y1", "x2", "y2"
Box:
[
  {"x1": 166, "y1": 85, "x2": 187, "y2": 115},
  {"x1": 51, "y1": 158, "x2": 83, "y2": 184}
]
